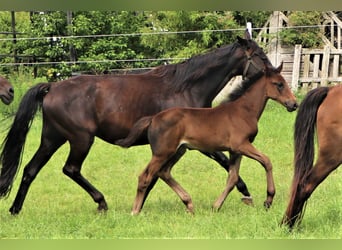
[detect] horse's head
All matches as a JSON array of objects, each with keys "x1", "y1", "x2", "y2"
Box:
[
  {"x1": 236, "y1": 29, "x2": 273, "y2": 80},
  {"x1": 0, "y1": 76, "x2": 14, "y2": 105},
  {"x1": 264, "y1": 62, "x2": 298, "y2": 112}
]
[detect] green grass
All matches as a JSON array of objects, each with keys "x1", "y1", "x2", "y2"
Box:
[{"x1": 0, "y1": 96, "x2": 342, "y2": 238}]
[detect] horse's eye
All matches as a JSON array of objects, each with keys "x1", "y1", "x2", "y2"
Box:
[{"x1": 275, "y1": 82, "x2": 284, "y2": 91}]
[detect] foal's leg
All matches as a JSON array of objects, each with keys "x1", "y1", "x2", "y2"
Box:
[
  {"x1": 212, "y1": 152, "x2": 242, "y2": 211},
  {"x1": 132, "y1": 156, "x2": 166, "y2": 215},
  {"x1": 238, "y1": 143, "x2": 275, "y2": 208},
  {"x1": 157, "y1": 146, "x2": 194, "y2": 213},
  {"x1": 138, "y1": 145, "x2": 190, "y2": 212},
  {"x1": 62, "y1": 135, "x2": 108, "y2": 211},
  {"x1": 200, "y1": 151, "x2": 253, "y2": 204},
  {"x1": 9, "y1": 133, "x2": 66, "y2": 214}
]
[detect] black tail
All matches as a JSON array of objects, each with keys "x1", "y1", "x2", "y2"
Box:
[
  {"x1": 0, "y1": 83, "x2": 50, "y2": 198},
  {"x1": 115, "y1": 116, "x2": 153, "y2": 148},
  {"x1": 282, "y1": 86, "x2": 329, "y2": 228}
]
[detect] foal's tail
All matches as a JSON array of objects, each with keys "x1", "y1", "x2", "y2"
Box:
[
  {"x1": 0, "y1": 83, "x2": 50, "y2": 198},
  {"x1": 282, "y1": 86, "x2": 329, "y2": 228},
  {"x1": 115, "y1": 116, "x2": 153, "y2": 148}
]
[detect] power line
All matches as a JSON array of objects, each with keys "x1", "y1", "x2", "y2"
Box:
[
  {"x1": 0, "y1": 58, "x2": 187, "y2": 67},
  {"x1": 0, "y1": 24, "x2": 331, "y2": 42}
]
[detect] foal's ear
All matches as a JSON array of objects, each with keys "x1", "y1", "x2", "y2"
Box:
[{"x1": 276, "y1": 61, "x2": 283, "y2": 73}]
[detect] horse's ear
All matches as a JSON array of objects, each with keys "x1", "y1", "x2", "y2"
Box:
[
  {"x1": 244, "y1": 29, "x2": 251, "y2": 40},
  {"x1": 237, "y1": 36, "x2": 248, "y2": 47},
  {"x1": 276, "y1": 61, "x2": 283, "y2": 73}
]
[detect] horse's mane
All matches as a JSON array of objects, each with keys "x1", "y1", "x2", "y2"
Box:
[
  {"x1": 144, "y1": 43, "x2": 240, "y2": 92},
  {"x1": 225, "y1": 70, "x2": 265, "y2": 102}
]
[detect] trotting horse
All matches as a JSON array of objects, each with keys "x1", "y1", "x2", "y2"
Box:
[
  {"x1": 116, "y1": 63, "x2": 298, "y2": 215},
  {"x1": 282, "y1": 85, "x2": 342, "y2": 229},
  {"x1": 0, "y1": 30, "x2": 272, "y2": 214},
  {"x1": 0, "y1": 76, "x2": 14, "y2": 105}
]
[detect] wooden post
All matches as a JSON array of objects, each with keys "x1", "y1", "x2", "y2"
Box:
[
  {"x1": 291, "y1": 44, "x2": 302, "y2": 90},
  {"x1": 268, "y1": 11, "x2": 279, "y2": 66},
  {"x1": 321, "y1": 45, "x2": 330, "y2": 86},
  {"x1": 66, "y1": 11, "x2": 76, "y2": 63},
  {"x1": 10, "y1": 11, "x2": 18, "y2": 71}
]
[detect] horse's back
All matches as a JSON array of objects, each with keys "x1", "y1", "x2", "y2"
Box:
[
  {"x1": 41, "y1": 74, "x2": 175, "y2": 143},
  {"x1": 316, "y1": 85, "x2": 342, "y2": 159}
]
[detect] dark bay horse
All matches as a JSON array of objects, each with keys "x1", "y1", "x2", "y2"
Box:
[
  {"x1": 282, "y1": 85, "x2": 342, "y2": 229},
  {"x1": 0, "y1": 30, "x2": 271, "y2": 215},
  {"x1": 0, "y1": 76, "x2": 14, "y2": 105},
  {"x1": 116, "y1": 63, "x2": 298, "y2": 215}
]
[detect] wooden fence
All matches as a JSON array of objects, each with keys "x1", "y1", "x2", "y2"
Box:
[{"x1": 291, "y1": 44, "x2": 342, "y2": 90}]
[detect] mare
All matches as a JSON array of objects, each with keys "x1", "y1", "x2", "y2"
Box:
[
  {"x1": 0, "y1": 30, "x2": 271, "y2": 214},
  {"x1": 0, "y1": 76, "x2": 14, "y2": 105},
  {"x1": 282, "y1": 85, "x2": 342, "y2": 229},
  {"x1": 116, "y1": 63, "x2": 298, "y2": 215}
]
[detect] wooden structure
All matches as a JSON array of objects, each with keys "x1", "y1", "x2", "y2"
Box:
[{"x1": 257, "y1": 11, "x2": 342, "y2": 91}]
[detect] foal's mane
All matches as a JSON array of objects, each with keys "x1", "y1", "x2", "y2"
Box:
[
  {"x1": 225, "y1": 70, "x2": 265, "y2": 102},
  {"x1": 144, "y1": 43, "x2": 240, "y2": 92}
]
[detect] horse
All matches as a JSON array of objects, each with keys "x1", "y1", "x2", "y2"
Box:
[
  {"x1": 0, "y1": 30, "x2": 271, "y2": 215},
  {"x1": 282, "y1": 85, "x2": 342, "y2": 229},
  {"x1": 0, "y1": 76, "x2": 14, "y2": 105},
  {"x1": 116, "y1": 63, "x2": 298, "y2": 215}
]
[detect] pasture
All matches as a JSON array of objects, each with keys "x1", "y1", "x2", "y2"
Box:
[{"x1": 0, "y1": 79, "x2": 342, "y2": 239}]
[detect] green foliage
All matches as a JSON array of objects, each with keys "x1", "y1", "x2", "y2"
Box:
[
  {"x1": 140, "y1": 11, "x2": 241, "y2": 60},
  {"x1": 0, "y1": 11, "x2": 327, "y2": 81},
  {"x1": 1, "y1": 11, "x2": 273, "y2": 80},
  {"x1": 279, "y1": 11, "x2": 324, "y2": 48}
]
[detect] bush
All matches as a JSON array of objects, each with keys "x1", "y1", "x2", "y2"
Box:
[{"x1": 279, "y1": 11, "x2": 324, "y2": 48}]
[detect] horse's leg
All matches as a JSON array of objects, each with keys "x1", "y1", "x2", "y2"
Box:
[
  {"x1": 236, "y1": 143, "x2": 275, "y2": 208},
  {"x1": 9, "y1": 134, "x2": 66, "y2": 214},
  {"x1": 212, "y1": 152, "x2": 242, "y2": 211},
  {"x1": 200, "y1": 151, "x2": 253, "y2": 205},
  {"x1": 284, "y1": 156, "x2": 340, "y2": 227},
  {"x1": 157, "y1": 146, "x2": 194, "y2": 213},
  {"x1": 62, "y1": 135, "x2": 108, "y2": 211}
]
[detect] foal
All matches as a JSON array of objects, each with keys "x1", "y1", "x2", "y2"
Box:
[{"x1": 117, "y1": 64, "x2": 297, "y2": 215}]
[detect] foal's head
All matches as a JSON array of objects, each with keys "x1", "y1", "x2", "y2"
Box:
[{"x1": 265, "y1": 63, "x2": 298, "y2": 112}]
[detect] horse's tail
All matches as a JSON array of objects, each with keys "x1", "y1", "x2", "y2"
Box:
[
  {"x1": 115, "y1": 116, "x2": 153, "y2": 148},
  {"x1": 283, "y1": 86, "x2": 329, "y2": 227},
  {"x1": 0, "y1": 83, "x2": 50, "y2": 198}
]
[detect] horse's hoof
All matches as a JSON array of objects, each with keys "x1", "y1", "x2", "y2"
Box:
[
  {"x1": 97, "y1": 201, "x2": 108, "y2": 212},
  {"x1": 241, "y1": 196, "x2": 254, "y2": 206},
  {"x1": 263, "y1": 201, "x2": 272, "y2": 210}
]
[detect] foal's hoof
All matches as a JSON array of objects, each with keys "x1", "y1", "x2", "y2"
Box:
[
  {"x1": 241, "y1": 196, "x2": 254, "y2": 206},
  {"x1": 131, "y1": 210, "x2": 140, "y2": 216}
]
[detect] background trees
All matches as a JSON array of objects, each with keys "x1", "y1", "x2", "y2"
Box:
[{"x1": 0, "y1": 11, "x2": 323, "y2": 81}]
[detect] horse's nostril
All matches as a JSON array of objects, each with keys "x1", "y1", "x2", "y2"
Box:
[{"x1": 9, "y1": 87, "x2": 14, "y2": 94}]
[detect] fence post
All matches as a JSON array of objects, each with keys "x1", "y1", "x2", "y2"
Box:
[
  {"x1": 291, "y1": 44, "x2": 302, "y2": 90},
  {"x1": 321, "y1": 45, "x2": 330, "y2": 86}
]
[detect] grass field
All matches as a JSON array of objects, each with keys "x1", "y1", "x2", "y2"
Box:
[{"x1": 0, "y1": 85, "x2": 342, "y2": 239}]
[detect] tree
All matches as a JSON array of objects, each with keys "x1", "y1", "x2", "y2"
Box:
[{"x1": 279, "y1": 11, "x2": 324, "y2": 48}]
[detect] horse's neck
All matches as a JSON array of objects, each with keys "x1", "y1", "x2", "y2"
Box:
[
  {"x1": 179, "y1": 46, "x2": 245, "y2": 107},
  {"x1": 229, "y1": 82, "x2": 268, "y2": 120},
  {"x1": 189, "y1": 76, "x2": 235, "y2": 107}
]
